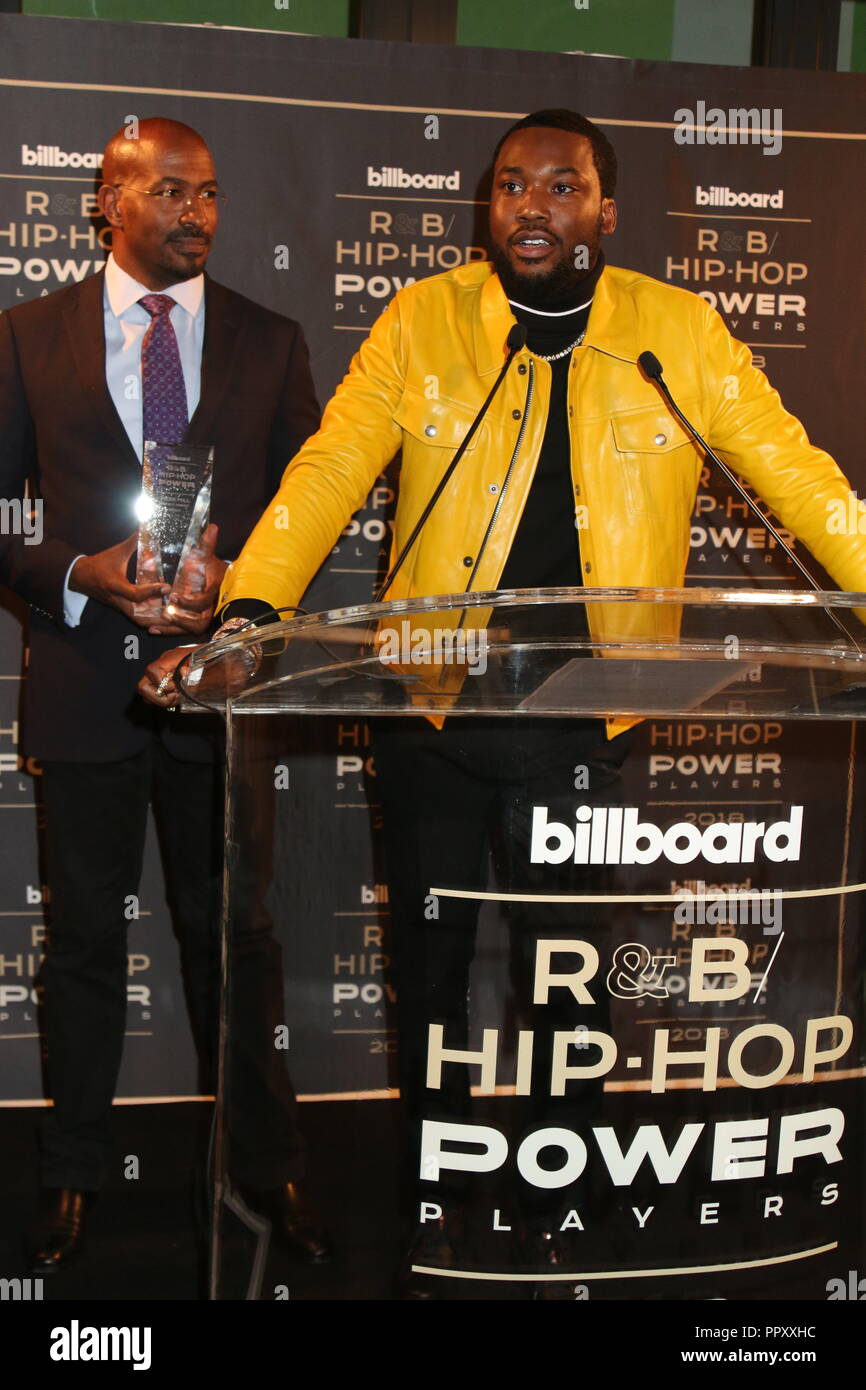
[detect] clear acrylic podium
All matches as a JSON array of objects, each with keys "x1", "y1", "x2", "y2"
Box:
[{"x1": 178, "y1": 588, "x2": 866, "y2": 1302}]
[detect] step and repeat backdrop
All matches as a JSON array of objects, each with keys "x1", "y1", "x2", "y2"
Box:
[{"x1": 0, "y1": 10, "x2": 864, "y2": 1153}]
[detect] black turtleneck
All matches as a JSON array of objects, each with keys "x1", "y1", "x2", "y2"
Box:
[{"x1": 499, "y1": 253, "x2": 604, "y2": 594}]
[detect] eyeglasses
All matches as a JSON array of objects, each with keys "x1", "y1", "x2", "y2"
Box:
[{"x1": 114, "y1": 185, "x2": 227, "y2": 209}]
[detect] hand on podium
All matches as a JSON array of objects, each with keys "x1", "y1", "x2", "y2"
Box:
[{"x1": 138, "y1": 629, "x2": 259, "y2": 709}]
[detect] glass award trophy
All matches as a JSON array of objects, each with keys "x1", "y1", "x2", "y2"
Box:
[{"x1": 134, "y1": 442, "x2": 214, "y2": 620}]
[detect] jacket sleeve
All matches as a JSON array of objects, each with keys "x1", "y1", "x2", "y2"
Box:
[
  {"x1": 0, "y1": 312, "x2": 79, "y2": 621},
  {"x1": 219, "y1": 296, "x2": 406, "y2": 616},
  {"x1": 699, "y1": 299, "x2": 866, "y2": 595}
]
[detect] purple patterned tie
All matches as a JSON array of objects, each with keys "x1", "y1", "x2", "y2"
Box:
[{"x1": 139, "y1": 293, "x2": 189, "y2": 445}]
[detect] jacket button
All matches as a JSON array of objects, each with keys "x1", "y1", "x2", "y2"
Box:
[
  {"x1": 512, "y1": 409, "x2": 521, "y2": 420},
  {"x1": 487, "y1": 483, "x2": 499, "y2": 494},
  {"x1": 424, "y1": 424, "x2": 437, "y2": 437},
  {"x1": 518, "y1": 363, "x2": 527, "y2": 375},
  {"x1": 568, "y1": 405, "x2": 574, "y2": 417},
  {"x1": 463, "y1": 556, "x2": 473, "y2": 567},
  {"x1": 584, "y1": 562, "x2": 592, "y2": 574},
  {"x1": 654, "y1": 432, "x2": 667, "y2": 445},
  {"x1": 574, "y1": 484, "x2": 581, "y2": 496}
]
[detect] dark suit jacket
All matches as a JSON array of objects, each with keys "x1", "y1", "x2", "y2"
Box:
[{"x1": 0, "y1": 269, "x2": 320, "y2": 761}]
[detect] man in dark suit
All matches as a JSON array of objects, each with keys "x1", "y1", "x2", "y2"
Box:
[{"x1": 0, "y1": 117, "x2": 328, "y2": 1273}]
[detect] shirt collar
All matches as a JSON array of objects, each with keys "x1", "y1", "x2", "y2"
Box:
[{"x1": 104, "y1": 252, "x2": 205, "y2": 319}]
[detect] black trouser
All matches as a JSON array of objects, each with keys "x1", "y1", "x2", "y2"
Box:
[
  {"x1": 38, "y1": 738, "x2": 305, "y2": 1191},
  {"x1": 373, "y1": 715, "x2": 633, "y2": 1221}
]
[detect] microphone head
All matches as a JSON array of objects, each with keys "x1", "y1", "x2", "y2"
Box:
[
  {"x1": 506, "y1": 323, "x2": 528, "y2": 353},
  {"x1": 638, "y1": 350, "x2": 664, "y2": 381}
]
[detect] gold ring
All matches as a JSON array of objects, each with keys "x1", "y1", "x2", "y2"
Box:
[{"x1": 156, "y1": 675, "x2": 173, "y2": 697}]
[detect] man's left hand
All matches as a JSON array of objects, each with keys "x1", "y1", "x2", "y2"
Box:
[
  {"x1": 138, "y1": 646, "x2": 201, "y2": 707},
  {"x1": 138, "y1": 639, "x2": 255, "y2": 708}
]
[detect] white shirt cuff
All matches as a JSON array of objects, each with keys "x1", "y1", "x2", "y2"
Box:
[{"x1": 63, "y1": 556, "x2": 89, "y2": 627}]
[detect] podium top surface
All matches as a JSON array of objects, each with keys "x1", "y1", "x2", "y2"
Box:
[{"x1": 179, "y1": 587, "x2": 866, "y2": 720}]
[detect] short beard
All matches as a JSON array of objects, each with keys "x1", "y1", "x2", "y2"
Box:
[
  {"x1": 164, "y1": 234, "x2": 211, "y2": 280},
  {"x1": 490, "y1": 222, "x2": 603, "y2": 310}
]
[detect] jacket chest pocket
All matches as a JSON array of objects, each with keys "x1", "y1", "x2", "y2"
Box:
[
  {"x1": 609, "y1": 404, "x2": 700, "y2": 518},
  {"x1": 393, "y1": 390, "x2": 486, "y2": 456},
  {"x1": 391, "y1": 391, "x2": 494, "y2": 576}
]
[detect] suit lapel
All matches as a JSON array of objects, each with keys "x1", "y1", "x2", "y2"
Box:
[
  {"x1": 187, "y1": 277, "x2": 243, "y2": 443},
  {"x1": 61, "y1": 270, "x2": 140, "y2": 469},
  {"x1": 62, "y1": 274, "x2": 244, "y2": 456}
]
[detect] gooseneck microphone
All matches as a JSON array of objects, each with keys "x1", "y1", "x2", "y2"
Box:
[
  {"x1": 638, "y1": 350, "x2": 859, "y2": 647},
  {"x1": 374, "y1": 323, "x2": 528, "y2": 602}
]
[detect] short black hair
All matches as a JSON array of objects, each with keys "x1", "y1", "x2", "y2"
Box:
[{"x1": 491, "y1": 108, "x2": 617, "y2": 200}]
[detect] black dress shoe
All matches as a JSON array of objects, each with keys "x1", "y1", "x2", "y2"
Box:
[
  {"x1": 242, "y1": 1182, "x2": 334, "y2": 1264},
  {"x1": 30, "y1": 1187, "x2": 90, "y2": 1275}
]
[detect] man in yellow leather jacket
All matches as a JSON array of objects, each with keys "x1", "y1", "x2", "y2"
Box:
[
  {"x1": 141, "y1": 108, "x2": 866, "y2": 1297},
  {"x1": 212, "y1": 159, "x2": 866, "y2": 641}
]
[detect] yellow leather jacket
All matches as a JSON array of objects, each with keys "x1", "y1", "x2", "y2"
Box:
[{"x1": 220, "y1": 260, "x2": 866, "y2": 696}]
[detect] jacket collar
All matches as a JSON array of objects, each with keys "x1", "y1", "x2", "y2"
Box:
[
  {"x1": 186, "y1": 276, "x2": 243, "y2": 443},
  {"x1": 473, "y1": 271, "x2": 518, "y2": 377},
  {"x1": 473, "y1": 261, "x2": 641, "y2": 375},
  {"x1": 582, "y1": 267, "x2": 641, "y2": 364}
]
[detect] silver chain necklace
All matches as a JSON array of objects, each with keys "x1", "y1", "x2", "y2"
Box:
[{"x1": 528, "y1": 330, "x2": 585, "y2": 363}]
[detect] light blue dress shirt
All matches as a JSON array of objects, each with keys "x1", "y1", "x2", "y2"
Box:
[{"x1": 63, "y1": 254, "x2": 206, "y2": 626}]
